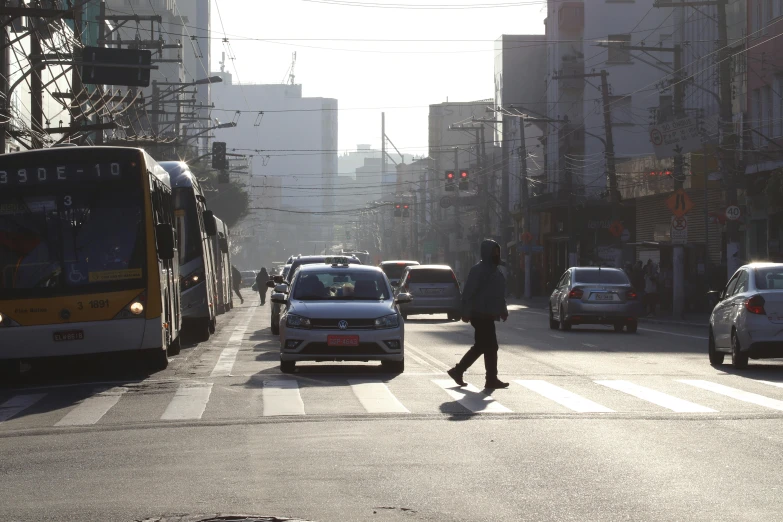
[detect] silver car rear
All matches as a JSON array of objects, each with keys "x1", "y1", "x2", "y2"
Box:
[{"x1": 397, "y1": 265, "x2": 461, "y2": 320}]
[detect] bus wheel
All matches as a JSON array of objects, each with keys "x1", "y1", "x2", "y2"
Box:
[
  {"x1": 209, "y1": 318, "x2": 217, "y2": 335},
  {"x1": 147, "y1": 348, "x2": 169, "y2": 371},
  {"x1": 167, "y1": 334, "x2": 181, "y2": 356}
]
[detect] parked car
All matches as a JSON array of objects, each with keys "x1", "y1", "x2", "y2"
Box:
[
  {"x1": 395, "y1": 265, "x2": 461, "y2": 321},
  {"x1": 709, "y1": 263, "x2": 783, "y2": 368},
  {"x1": 240, "y1": 270, "x2": 257, "y2": 287},
  {"x1": 548, "y1": 267, "x2": 642, "y2": 332},
  {"x1": 379, "y1": 260, "x2": 420, "y2": 288},
  {"x1": 275, "y1": 262, "x2": 411, "y2": 373}
]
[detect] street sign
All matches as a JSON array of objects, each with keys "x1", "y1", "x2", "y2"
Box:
[
  {"x1": 671, "y1": 215, "x2": 688, "y2": 245},
  {"x1": 81, "y1": 47, "x2": 153, "y2": 87},
  {"x1": 725, "y1": 205, "x2": 741, "y2": 221},
  {"x1": 666, "y1": 188, "x2": 693, "y2": 218},
  {"x1": 518, "y1": 244, "x2": 543, "y2": 254},
  {"x1": 439, "y1": 196, "x2": 453, "y2": 209},
  {"x1": 649, "y1": 116, "x2": 702, "y2": 159},
  {"x1": 608, "y1": 220, "x2": 624, "y2": 238}
]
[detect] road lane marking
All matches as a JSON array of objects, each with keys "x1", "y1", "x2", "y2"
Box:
[
  {"x1": 515, "y1": 380, "x2": 614, "y2": 413},
  {"x1": 405, "y1": 342, "x2": 450, "y2": 372},
  {"x1": 637, "y1": 327, "x2": 707, "y2": 340},
  {"x1": 160, "y1": 383, "x2": 213, "y2": 420},
  {"x1": 432, "y1": 380, "x2": 512, "y2": 413},
  {"x1": 582, "y1": 343, "x2": 598, "y2": 348},
  {"x1": 210, "y1": 309, "x2": 255, "y2": 377},
  {"x1": 348, "y1": 380, "x2": 409, "y2": 413},
  {"x1": 595, "y1": 380, "x2": 715, "y2": 413},
  {"x1": 513, "y1": 327, "x2": 527, "y2": 332},
  {"x1": 0, "y1": 394, "x2": 46, "y2": 422},
  {"x1": 680, "y1": 380, "x2": 783, "y2": 411},
  {"x1": 55, "y1": 387, "x2": 127, "y2": 426},
  {"x1": 262, "y1": 379, "x2": 305, "y2": 416},
  {"x1": 550, "y1": 334, "x2": 564, "y2": 339}
]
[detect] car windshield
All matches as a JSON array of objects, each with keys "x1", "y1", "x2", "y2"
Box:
[
  {"x1": 754, "y1": 267, "x2": 783, "y2": 289},
  {"x1": 292, "y1": 269, "x2": 390, "y2": 300},
  {"x1": 381, "y1": 263, "x2": 412, "y2": 280},
  {"x1": 573, "y1": 269, "x2": 629, "y2": 284},
  {"x1": 408, "y1": 268, "x2": 455, "y2": 283}
]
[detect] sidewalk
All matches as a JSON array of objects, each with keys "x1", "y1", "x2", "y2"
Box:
[{"x1": 506, "y1": 295, "x2": 708, "y2": 328}]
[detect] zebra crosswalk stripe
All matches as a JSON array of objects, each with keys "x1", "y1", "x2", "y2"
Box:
[
  {"x1": 679, "y1": 380, "x2": 783, "y2": 411},
  {"x1": 596, "y1": 380, "x2": 716, "y2": 413},
  {"x1": 348, "y1": 380, "x2": 409, "y2": 413},
  {"x1": 0, "y1": 394, "x2": 46, "y2": 423},
  {"x1": 515, "y1": 380, "x2": 614, "y2": 413},
  {"x1": 160, "y1": 384, "x2": 214, "y2": 421},
  {"x1": 432, "y1": 380, "x2": 512, "y2": 413},
  {"x1": 55, "y1": 387, "x2": 127, "y2": 426},
  {"x1": 262, "y1": 379, "x2": 305, "y2": 416}
]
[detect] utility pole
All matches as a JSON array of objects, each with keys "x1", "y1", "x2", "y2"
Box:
[
  {"x1": 519, "y1": 120, "x2": 532, "y2": 299},
  {"x1": 672, "y1": 43, "x2": 686, "y2": 319},
  {"x1": 30, "y1": 26, "x2": 43, "y2": 149},
  {"x1": 95, "y1": 0, "x2": 106, "y2": 145}
]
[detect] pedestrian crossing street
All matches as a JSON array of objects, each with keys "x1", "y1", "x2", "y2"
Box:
[{"x1": 5, "y1": 374, "x2": 783, "y2": 430}]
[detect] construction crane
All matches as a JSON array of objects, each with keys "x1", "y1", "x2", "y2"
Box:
[{"x1": 281, "y1": 52, "x2": 296, "y2": 85}]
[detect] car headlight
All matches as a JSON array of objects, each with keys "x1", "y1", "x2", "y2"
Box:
[
  {"x1": 375, "y1": 313, "x2": 400, "y2": 329},
  {"x1": 181, "y1": 269, "x2": 206, "y2": 290},
  {"x1": 286, "y1": 314, "x2": 311, "y2": 329}
]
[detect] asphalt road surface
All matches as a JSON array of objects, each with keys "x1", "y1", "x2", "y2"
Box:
[{"x1": 3, "y1": 295, "x2": 783, "y2": 521}]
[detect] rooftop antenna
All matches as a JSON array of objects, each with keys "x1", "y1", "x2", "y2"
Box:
[
  {"x1": 289, "y1": 52, "x2": 297, "y2": 85},
  {"x1": 219, "y1": 52, "x2": 225, "y2": 73}
]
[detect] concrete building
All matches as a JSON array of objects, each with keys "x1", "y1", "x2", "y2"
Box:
[{"x1": 209, "y1": 80, "x2": 338, "y2": 259}]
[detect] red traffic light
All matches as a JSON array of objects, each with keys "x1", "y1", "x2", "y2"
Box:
[
  {"x1": 395, "y1": 203, "x2": 401, "y2": 209},
  {"x1": 460, "y1": 170, "x2": 468, "y2": 178},
  {"x1": 403, "y1": 204, "x2": 409, "y2": 209},
  {"x1": 446, "y1": 170, "x2": 455, "y2": 180}
]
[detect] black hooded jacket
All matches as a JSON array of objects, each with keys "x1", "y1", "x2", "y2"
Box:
[
  {"x1": 255, "y1": 268, "x2": 269, "y2": 286},
  {"x1": 460, "y1": 239, "x2": 508, "y2": 319}
]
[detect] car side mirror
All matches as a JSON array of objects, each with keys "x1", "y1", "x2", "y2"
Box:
[
  {"x1": 155, "y1": 223, "x2": 175, "y2": 260},
  {"x1": 274, "y1": 284, "x2": 288, "y2": 294},
  {"x1": 203, "y1": 210, "x2": 217, "y2": 236},
  {"x1": 271, "y1": 292, "x2": 287, "y2": 304},
  {"x1": 395, "y1": 292, "x2": 413, "y2": 304}
]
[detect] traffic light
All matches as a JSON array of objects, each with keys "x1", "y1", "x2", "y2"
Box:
[
  {"x1": 459, "y1": 169, "x2": 469, "y2": 190},
  {"x1": 394, "y1": 202, "x2": 402, "y2": 217},
  {"x1": 212, "y1": 141, "x2": 228, "y2": 170},
  {"x1": 402, "y1": 203, "x2": 410, "y2": 218},
  {"x1": 445, "y1": 170, "x2": 456, "y2": 191}
]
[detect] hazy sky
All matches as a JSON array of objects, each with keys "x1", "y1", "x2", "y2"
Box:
[{"x1": 209, "y1": 0, "x2": 546, "y2": 155}]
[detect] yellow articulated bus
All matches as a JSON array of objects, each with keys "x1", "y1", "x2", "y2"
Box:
[{"x1": 0, "y1": 146, "x2": 182, "y2": 371}]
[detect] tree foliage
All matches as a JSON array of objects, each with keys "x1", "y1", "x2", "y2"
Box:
[{"x1": 189, "y1": 162, "x2": 249, "y2": 228}]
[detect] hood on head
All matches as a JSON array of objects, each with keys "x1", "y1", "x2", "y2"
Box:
[{"x1": 480, "y1": 239, "x2": 500, "y2": 263}]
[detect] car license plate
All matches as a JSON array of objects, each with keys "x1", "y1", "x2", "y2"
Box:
[
  {"x1": 421, "y1": 288, "x2": 443, "y2": 295},
  {"x1": 327, "y1": 335, "x2": 359, "y2": 347},
  {"x1": 53, "y1": 330, "x2": 84, "y2": 342},
  {"x1": 594, "y1": 293, "x2": 614, "y2": 301}
]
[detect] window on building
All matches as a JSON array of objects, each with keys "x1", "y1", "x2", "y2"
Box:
[
  {"x1": 607, "y1": 34, "x2": 631, "y2": 63},
  {"x1": 608, "y1": 95, "x2": 634, "y2": 126}
]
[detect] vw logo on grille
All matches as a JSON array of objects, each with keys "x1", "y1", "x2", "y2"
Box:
[{"x1": 338, "y1": 320, "x2": 348, "y2": 330}]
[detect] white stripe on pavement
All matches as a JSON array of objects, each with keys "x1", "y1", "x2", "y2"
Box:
[
  {"x1": 595, "y1": 380, "x2": 715, "y2": 413},
  {"x1": 262, "y1": 379, "x2": 305, "y2": 416},
  {"x1": 160, "y1": 384, "x2": 213, "y2": 421},
  {"x1": 348, "y1": 380, "x2": 409, "y2": 413},
  {"x1": 515, "y1": 380, "x2": 614, "y2": 413},
  {"x1": 432, "y1": 380, "x2": 512, "y2": 413},
  {"x1": 0, "y1": 394, "x2": 46, "y2": 422},
  {"x1": 636, "y1": 327, "x2": 707, "y2": 340},
  {"x1": 756, "y1": 380, "x2": 783, "y2": 390},
  {"x1": 680, "y1": 380, "x2": 783, "y2": 411},
  {"x1": 405, "y1": 342, "x2": 450, "y2": 372},
  {"x1": 210, "y1": 310, "x2": 255, "y2": 377},
  {"x1": 55, "y1": 387, "x2": 127, "y2": 426}
]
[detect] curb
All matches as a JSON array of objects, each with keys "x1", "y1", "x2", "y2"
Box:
[{"x1": 638, "y1": 317, "x2": 707, "y2": 328}]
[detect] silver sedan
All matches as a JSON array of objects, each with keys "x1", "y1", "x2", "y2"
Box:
[{"x1": 549, "y1": 267, "x2": 643, "y2": 333}]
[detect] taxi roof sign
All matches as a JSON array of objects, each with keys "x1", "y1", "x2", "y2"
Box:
[{"x1": 325, "y1": 256, "x2": 350, "y2": 265}]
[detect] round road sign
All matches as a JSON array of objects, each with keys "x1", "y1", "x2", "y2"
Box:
[
  {"x1": 650, "y1": 128, "x2": 663, "y2": 146},
  {"x1": 725, "y1": 205, "x2": 741, "y2": 221}
]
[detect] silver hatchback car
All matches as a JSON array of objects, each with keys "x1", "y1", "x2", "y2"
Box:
[
  {"x1": 549, "y1": 267, "x2": 643, "y2": 332},
  {"x1": 396, "y1": 265, "x2": 461, "y2": 321}
]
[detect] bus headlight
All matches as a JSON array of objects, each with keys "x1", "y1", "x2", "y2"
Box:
[
  {"x1": 129, "y1": 302, "x2": 144, "y2": 315},
  {"x1": 0, "y1": 312, "x2": 21, "y2": 327},
  {"x1": 181, "y1": 269, "x2": 206, "y2": 290},
  {"x1": 114, "y1": 291, "x2": 147, "y2": 320}
]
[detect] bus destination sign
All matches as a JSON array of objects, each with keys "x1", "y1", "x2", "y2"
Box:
[{"x1": 0, "y1": 162, "x2": 129, "y2": 187}]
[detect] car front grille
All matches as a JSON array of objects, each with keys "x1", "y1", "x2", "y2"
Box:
[
  {"x1": 300, "y1": 343, "x2": 386, "y2": 355},
  {"x1": 309, "y1": 318, "x2": 376, "y2": 330}
]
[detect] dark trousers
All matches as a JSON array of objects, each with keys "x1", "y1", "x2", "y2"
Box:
[
  {"x1": 232, "y1": 285, "x2": 243, "y2": 302},
  {"x1": 258, "y1": 289, "x2": 266, "y2": 304},
  {"x1": 455, "y1": 315, "x2": 498, "y2": 379}
]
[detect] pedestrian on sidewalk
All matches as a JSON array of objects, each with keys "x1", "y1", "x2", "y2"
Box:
[
  {"x1": 255, "y1": 267, "x2": 269, "y2": 305},
  {"x1": 231, "y1": 265, "x2": 244, "y2": 304},
  {"x1": 447, "y1": 239, "x2": 509, "y2": 390},
  {"x1": 644, "y1": 268, "x2": 659, "y2": 316}
]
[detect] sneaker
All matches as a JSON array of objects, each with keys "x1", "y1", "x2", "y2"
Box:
[
  {"x1": 484, "y1": 378, "x2": 509, "y2": 389},
  {"x1": 447, "y1": 367, "x2": 467, "y2": 387}
]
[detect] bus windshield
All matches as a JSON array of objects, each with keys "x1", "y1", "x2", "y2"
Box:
[
  {"x1": 0, "y1": 160, "x2": 146, "y2": 298},
  {"x1": 174, "y1": 187, "x2": 203, "y2": 266}
]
